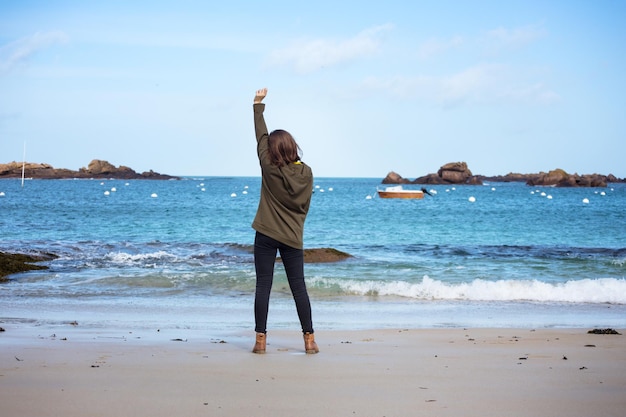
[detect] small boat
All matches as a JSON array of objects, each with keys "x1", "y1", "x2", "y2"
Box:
[{"x1": 377, "y1": 185, "x2": 425, "y2": 199}]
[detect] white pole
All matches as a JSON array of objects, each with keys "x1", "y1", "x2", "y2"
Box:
[{"x1": 21, "y1": 142, "x2": 26, "y2": 187}]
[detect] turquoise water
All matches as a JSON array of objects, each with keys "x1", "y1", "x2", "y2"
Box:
[{"x1": 1, "y1": 178, "x2": 625, "y2": 331}]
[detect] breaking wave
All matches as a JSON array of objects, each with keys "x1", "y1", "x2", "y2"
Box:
[{"x1": 309, "y1": 276, "x2": 626, "y2": 304}]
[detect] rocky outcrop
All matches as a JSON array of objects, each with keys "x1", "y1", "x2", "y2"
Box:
[
  {"x1": 382, "y1": 171, "x2": 410, "y2": 184},
  {"x1": 0, "y1": 160, "x2": 179, "y2": 180},
  {"x1": 526, "y1": 169, "x2": 608, "y2": 187},
  {"x1": 303, "y1": 248, "x2": 353, "y2": 263},
  {"x1": 0, "y1": 252, "x2": 57, "y2": 281},
  {"x1": 384, "y1": 164, "x2": 623, "y2": 187},
  {"x1": 385, "y1": 162, "x2": 483, "y2": 185}
]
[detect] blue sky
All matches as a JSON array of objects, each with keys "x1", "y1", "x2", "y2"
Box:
[{"x1": 1, "y1": 0, "x2": 625, "y2": 178}]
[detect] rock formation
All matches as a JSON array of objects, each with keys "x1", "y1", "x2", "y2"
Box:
[
  {"x1": 525, "y1": 169, "x2": 608, "y2": 187},
  {"x1": 0, "y1": 159, "x2": 178, "y2": 180},
  {"x1": 383, "y1": 163, "x2": 623, "y2": 187},
  {"x1": 382, "y1": 171, "x2": 410, "y2": 184},
  {"x1": 0, "y1": 252, "x2": 57, "y2": 281},
  {"x1": 385, "y1": 162, "x2": 483, "y2": 185}
]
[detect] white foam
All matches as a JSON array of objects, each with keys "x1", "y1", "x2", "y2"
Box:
[
  {"x1": 310, "y1": 276, "x2": 626, "y2": 304},
  {"x1": 105, "y1": 251, "x2": 177, "y2": 265}
]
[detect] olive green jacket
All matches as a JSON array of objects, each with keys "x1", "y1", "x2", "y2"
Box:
[{"x1": 252, "y1": 103, "x2": 313, "y2": 249}]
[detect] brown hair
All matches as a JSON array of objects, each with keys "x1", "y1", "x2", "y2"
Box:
[{"x1": 268, "y1": 129, "x2": 302, "y2": 167}]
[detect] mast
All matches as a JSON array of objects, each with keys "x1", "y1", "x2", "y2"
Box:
[{"x1": 21, "y1": 142, "x2": 26, "y2": 187}]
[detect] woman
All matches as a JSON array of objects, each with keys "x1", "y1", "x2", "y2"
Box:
[{"x1": 251, "y1": 87, "x2": 318, "y2": 354}]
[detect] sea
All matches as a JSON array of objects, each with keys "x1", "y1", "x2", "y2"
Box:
[{"x1": 1, "y1": 177, "x2": 625, "y2": 333}]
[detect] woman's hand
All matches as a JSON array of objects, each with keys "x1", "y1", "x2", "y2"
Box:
[{"x1": 254, "y1": 88, "x2": 268, "y2": 104}]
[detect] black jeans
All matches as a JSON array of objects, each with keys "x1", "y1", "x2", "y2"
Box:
[{"x1": 254, "y1": 232, "x2": 314, "y2": 334}]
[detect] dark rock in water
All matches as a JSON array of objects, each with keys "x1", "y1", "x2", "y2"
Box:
[
  {"x1": 384, "y1": 162, "x2": 483, "y2": 185},
  {"x1": 0, "y1": 159, "x2": 179, "y2": 180},
  {"x1": 382, "y1": 171, "x2": 411, "y2": 184},
  {"x1": 0, "y1": 252, "x2": 58, "y2": 280},
  {"x1": 587, "y1": 328, "x2": 621, "y2": 335},
  {"x1": 277, "y1": 248, "x2": 354, "y2": 264},
  {"x1": 303, "y1": 248, "x2": 353, "y2": 263},
  {"x1": 383, "y1": 164, "x2": 624, "y2": 187},
  {"x1": 526, "y1": 169, "x2": 608, "y2": 188},
  {"x1": 436, "y1": 162, "x2": 475, "y2": 184},
  {"x1": 228, "y1": 244, "x2": 353, "y2": 263}
]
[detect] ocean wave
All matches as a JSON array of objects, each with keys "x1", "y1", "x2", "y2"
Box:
[{"x1": 309, "y1": 276, "x2": 626, "y2": 304}]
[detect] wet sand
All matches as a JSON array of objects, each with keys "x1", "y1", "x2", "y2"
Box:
[{"x1": 1, "y1": 326, "x2": 624, "y2": 417}]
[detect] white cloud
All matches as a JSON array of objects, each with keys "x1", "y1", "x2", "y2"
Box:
[
  {"x1": 417, "y1": 36, "x2": 464, "y2": 60},
  {"x1": 355, "y1": 63, "x2": 559, "y2": 107},
  {"x1": 264, "y1": 24, "x2": 393, "y2": 74},
  {"x1": 0, "y1": 31, "x2": 69, "y2": 74},
  {"x1": 483, "y1": 24, "x2": 546, "y2": 54}
]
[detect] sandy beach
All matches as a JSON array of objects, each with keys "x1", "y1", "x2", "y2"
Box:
[{"x1": 1, "y1": 326, "x2": 624, "y2": 417}]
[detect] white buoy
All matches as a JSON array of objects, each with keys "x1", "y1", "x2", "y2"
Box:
[
  {"x1": 151, "y1": 193, "x2": 158, "y2": 198},
  {"x1": 243, "y1": 190, "x2": 248, "y2": 195},
  {"x1": 104, "y1": 191, "x2": 110, "y2": 196},
  {"x1": 365, "y1": 195, "x2": 372, "y2": 200},
  {"x1": 582, "y1": 198, "x2": 589, "y2": 204},
  {"x1": 111, "y1": 187, "x2": 117, "y2": 192},
  {"x1": 540, "y1": 192, "x2": 546, "y2": 197},
  {"x1": 491, "y1": 187, "x2": 496, "y2": 191},
  {"x1": 468, "y1": 196, "x2": 476, "y2": 203},
  {"x1": 125, "y1": 183, "x2": 130, "y2": 186},
  {"x1": 0, "y1": 192, "x2": 5, "y2": 196},
  {"x1": 547, "y1": 195, "x2": 553, "y2": 199},
  {"x1": 230, "y1": 193, "x2": 237, "y2": 197},
  {"x1": 201, "y1": 188, "x2": 206, "y2": 192},
  {"x1": 328, "y1": 187, "x2": 333, "y2": 191},
  {"x1": 430, "y1": 189, "x2": 437, "y2": 195},
  {"x1": 600, "y1": 191, "x2": 606, "y2": 196}
]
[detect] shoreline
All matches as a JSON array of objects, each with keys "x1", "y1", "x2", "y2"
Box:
[{"x1": 2, "y1": 325, "x2": 624, "y2": 417}]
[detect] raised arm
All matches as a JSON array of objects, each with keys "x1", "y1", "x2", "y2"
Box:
[
  {"x1": 254, "y1": 88, "x2": 267, "y2": 104},
  {"x1": 254, "y1": 88, "x2": 269, "y2": 153}
]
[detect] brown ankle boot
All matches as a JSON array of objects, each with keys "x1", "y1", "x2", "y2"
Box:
[
  {"x1": 303, "y1": 332, "x2": 319, "y2": 354},
  {"x1": 252, "y1": 332, "x2": 266, "y2": 354}
]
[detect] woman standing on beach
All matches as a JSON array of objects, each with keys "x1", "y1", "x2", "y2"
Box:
[{"x1": 251, "y1": 87, "x2": 318, "y2": 354}]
